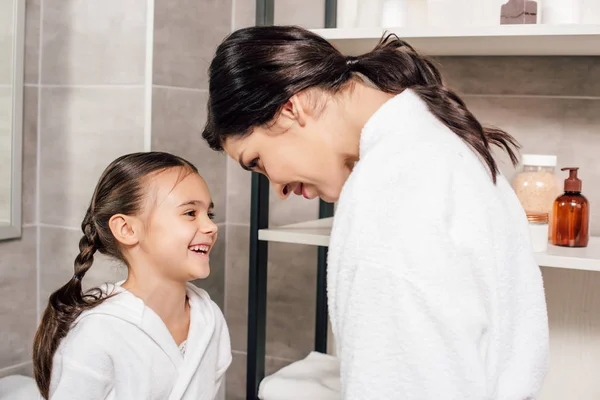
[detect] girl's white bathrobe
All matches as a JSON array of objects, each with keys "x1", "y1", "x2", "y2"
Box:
[
  {"x1": 49, "y1": 283, "x2": 231, "y2": 400},
  {"x1": 328, "y1": 89, "x2": 549, "y2": 399}
]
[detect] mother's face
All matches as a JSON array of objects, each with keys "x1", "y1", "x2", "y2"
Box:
[{"x1": 222, "y1": 95, "x2": 353, "y2": 203}]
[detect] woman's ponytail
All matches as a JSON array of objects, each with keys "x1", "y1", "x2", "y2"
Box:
[
  {"x1": 33, "y1": 208, "x2": 107, "y2": 399},
  {"x1": 349, "y1": 33, "x2": 519, "y2": 183}
]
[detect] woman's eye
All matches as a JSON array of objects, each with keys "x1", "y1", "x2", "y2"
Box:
[
  {"x1": 246, "y1": 158, "x2": 259, "y2": 170},
  {"x1": 208, "y1": 212, "x2": 215, "y2": 220},
  {"x1": 185, "y1": 210, "x2": 196, "y2": 217}
]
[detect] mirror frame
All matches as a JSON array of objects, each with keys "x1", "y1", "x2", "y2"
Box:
[{"x1": 0, "y1": 0, "x2": 25, "y2": 241}]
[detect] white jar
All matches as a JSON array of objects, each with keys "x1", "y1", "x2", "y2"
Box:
[
  {"x1": 512, "y1": 154, "x2": 560, "y2": 239},
  {"x1": 542, "y1": 0, "x2": 583, "y2": 24},
  {"x1": 527, "y1": 212, "x2": 549, "y2": 253}
]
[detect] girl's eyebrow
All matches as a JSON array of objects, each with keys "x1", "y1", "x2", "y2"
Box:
[{"x1": 178, "y1": 200, "x2": 214, "y2": 209}]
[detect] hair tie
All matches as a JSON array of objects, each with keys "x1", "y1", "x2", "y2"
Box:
[
  {"x1": 346, "y1": 56, "x2": 359, "y2": 67},
  {"x1": 73, "y1": 273, "x2": 83, "y2": 281}
]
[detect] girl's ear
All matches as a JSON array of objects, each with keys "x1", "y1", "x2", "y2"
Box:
[{"x1": 108, "y1": 214, "x2": 140, "y2": 246}]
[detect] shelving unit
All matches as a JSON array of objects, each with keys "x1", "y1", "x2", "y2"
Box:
[
  {"x1": 246, "y1": 1, "x2": 600, "y2": 400},
  {"x1": 311, "y1": 25, "x2": 600, "y2": 56},
  {"x1": 259, "y1": 218, "x2": 600, "y2": 273}
]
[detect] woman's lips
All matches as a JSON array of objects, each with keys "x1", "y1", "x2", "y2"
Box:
[{"x1": 302, "y1": 185, "x2": 310, "y2": 199}]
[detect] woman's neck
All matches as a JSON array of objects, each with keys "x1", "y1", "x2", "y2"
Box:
[
  {"x1": 122, "y1": 269, "x2": 190, "y2": 345},
  {"x1": 337, "y1": 80, "x2": 396, "y2": 161}
]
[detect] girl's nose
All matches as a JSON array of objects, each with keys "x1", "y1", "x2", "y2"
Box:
[{"x1": 201, "y1": 218, "x2": 218, "y2": 234}]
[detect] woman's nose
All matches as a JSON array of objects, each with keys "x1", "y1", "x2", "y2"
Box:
[{"x1": 273, "y1": 183, "x2": 291, "y2": 200}]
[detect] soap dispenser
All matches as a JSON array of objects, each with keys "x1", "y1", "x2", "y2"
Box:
[{"x1": 552, "y1": 167, "x2": 589, "y2": 247}]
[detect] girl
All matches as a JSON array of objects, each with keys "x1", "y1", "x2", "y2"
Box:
[
  {"x1": 32, "y1": 152, "x2": 231, "y2": 399},
  {"x1": 202, "y1": 26, "x2": 549, "y2": 399}
]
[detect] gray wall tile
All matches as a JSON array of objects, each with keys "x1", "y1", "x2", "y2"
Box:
[
  {"x1": 39, "y1": 87, "x2": 145, "y2": 227},
  {"x1": 0, "y1": 362, "x2": 33, "y2": 379},
  {"x1": 192, "y1": 224, "x2": 226, "y2": 310},
  {"x1": 25, "y1": 0, "x2": 40, "y2": 85},
  {"x1": 151, "y1": 87, "x2": 227, "y2": 224},
  {"x1": 274, "y1": 0, "x2": 325, "y2": 28},
  {"x1": 22, "y1": 86, "x2": 37, "y2": 225},
  {"x1": 226, "y1": 158, "x2": 251, "y2": 225},
  {"x1": 38, "y1": 226, "x2": 127, "y2": 310},
  {"x1": 234, "y1": 0, "x2": 256, "y2": 30},
  {"x1": 41, "y1": 0, "x2": 146, "y2": 85},
  {"x1": 153, "y1": 0, "x2": 231, "y2": 89},
  {"x1": 225, "y1": 225, "x2": 249, "y2": 353},
  {"x1": 225, "y1": 225, "x2": 317, "y2": 360},
  {"x1": 437, "y1": 56, "x2": 600, "y2": 97},
  {"x1": 466, "y1": 96, "x2": 600, "y2": 235},
  {"x1": 0, "y1": 228, "x2": 37, "y2": 368}
]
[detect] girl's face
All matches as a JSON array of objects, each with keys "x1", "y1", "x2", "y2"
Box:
[
  {"x1": 222, "y1": 93, "x2": 357, "y2": 203},
  {"x1": 135, "y1": 167, "x2": 218, "y2": 282}
]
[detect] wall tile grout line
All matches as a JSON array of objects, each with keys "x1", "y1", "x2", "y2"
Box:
[
  {"x1": 143, "y1": 0, "x2": 155, "y2": 152},
  {"x1": 35, "y1": 0, "x2": 45, "y2": 324},
  {"x1": 36, "y1": 84, "x2": 145, "y2": 89},
  {"x1": 462, "y1": 93, "x2": 600, "y2": 100},
  {"x1": 38, "y1": 222, "x2": 228, "y2": 232},
  {"x1": 152, "y1": 84, "x2": 208, "y2": 93},
  {"x1": 0, "y1": 361, "x2": 32, "y2": 374}
]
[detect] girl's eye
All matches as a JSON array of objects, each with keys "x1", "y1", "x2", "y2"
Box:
[
  {"x1": 208, "y1": 212, "x2": 215, "y2": 220},
  {"x1": 185, "y1": 210, "x2": 196, "y2": 217}
]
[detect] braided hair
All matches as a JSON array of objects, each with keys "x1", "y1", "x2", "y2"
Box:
[{"x1": 32, "y1": 152, "x2": 198, "y2": 398}]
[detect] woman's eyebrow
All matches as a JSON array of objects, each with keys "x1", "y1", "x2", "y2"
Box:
[{"x1": 238, "y1": 150, "x2": 251, "y2": 171}]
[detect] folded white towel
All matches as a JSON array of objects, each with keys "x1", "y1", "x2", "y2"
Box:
[{"x1": 258, "y1": 352, "x2": 340, "y2": 400}]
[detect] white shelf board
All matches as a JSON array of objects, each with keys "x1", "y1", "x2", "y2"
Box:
[
  {"x1": 259, "y1": 218, "x2": 600, "y2": 272},
  {"x1": 310, "y1": 25, "x2": 600, "y2": 56}
]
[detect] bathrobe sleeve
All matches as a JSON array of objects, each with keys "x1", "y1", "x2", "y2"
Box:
[
  {"x1": 49, "y1": 318, "x2": 114, "y2": 399},
  {"x1": 49, "y1": 357, "x2": 112, "y2": 400},
  {"x1": 337, "y1": 154, "x2": 489, "y2": 399}
]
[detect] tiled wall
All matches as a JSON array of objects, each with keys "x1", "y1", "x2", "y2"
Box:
[
  {"x1": 0, "y1": 1, "x2": 15, "y2": 223},
  {"x1": 150, "y1": 0, "x2": 231, "y2": 309},
  {"x1": 0, "y1": 0, "x2": 42, "y2": 379},
  {"x1": 0, "y1": 0, "x2": 231, "y2": 379}
]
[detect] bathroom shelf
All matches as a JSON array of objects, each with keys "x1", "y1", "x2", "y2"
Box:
[
  {"x1": 310, "y1": 25, "x2": 600, "y2": 56},
  {"x1": 259, "y1": 218, "x2": 600, "y2": 272}
]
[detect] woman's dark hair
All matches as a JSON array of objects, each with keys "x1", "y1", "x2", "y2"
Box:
[
  {"x1": 32, "y1": 151, "x2": 197, "y2": 399},
  {"x1": 202, "y1": 25, "x2": 519, "y2": 183}
]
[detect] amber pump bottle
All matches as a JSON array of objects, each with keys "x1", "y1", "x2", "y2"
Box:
[{"x1": 552, "y1": 167, "x2": 589, "y2": 247}]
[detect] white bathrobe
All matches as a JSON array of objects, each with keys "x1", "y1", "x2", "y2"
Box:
[
  {"x1": 327, "y1": 89, "x2": 549, "y2": 399},
  {"x1": 49, "y1": 283, "x2": 231, "y2": 400}
]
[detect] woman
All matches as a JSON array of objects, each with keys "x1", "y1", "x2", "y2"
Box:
[{"x1": 202, "y1": 26, "x2": 549, "y2": 399}]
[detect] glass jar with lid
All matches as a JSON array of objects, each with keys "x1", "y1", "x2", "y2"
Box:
[{"x1": 512, "y1": 154, "x2": 560, "y2": 238}]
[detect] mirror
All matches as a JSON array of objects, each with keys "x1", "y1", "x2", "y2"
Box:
[{"x1": 0, "y1": 0, "x2": 24, "y2": 240}]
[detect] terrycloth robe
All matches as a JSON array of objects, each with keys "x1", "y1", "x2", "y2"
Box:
[
  {"x1": 327, "y1": 89, "x2": 549, "y2": 400},
  {"x1": 49, "y1": 283, "x2": 231, "y2": 400}
]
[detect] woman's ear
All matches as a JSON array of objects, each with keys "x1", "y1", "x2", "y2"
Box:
[
  {"x1": 108, "y1": 214, "x2": 140, "y2": 246},
  {"x1": 280, "y1": 94, "x2": 307, "y2": 128}
]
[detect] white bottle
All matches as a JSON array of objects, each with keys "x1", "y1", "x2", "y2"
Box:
[
  {"x1": 542, "y1": 0, "x2": 583, "y2": 24},
  {"x1": 357, "y1": 0, "x2": 384, "y2": 28},
  {"x1": 337, "y1": 0, "x2": 359, "y2": 28},
  {"x1": 427, "y1": 0, "x2": 466, "y2": 27},
  {"x1": 381, "y1": 0, "x2": 408, "y2": 28}
]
